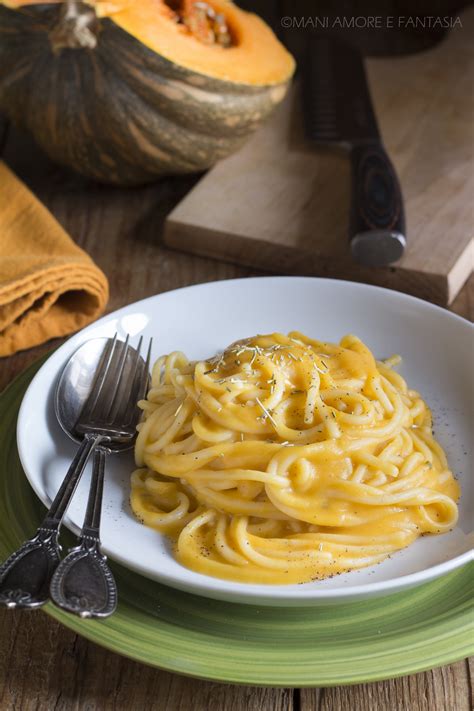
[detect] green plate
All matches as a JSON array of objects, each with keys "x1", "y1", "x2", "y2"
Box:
[{"x1": 1, "y1": 358, "x2": 472, "y2": 686}]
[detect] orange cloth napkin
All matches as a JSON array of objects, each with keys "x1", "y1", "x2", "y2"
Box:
[{"x1": 0, "y1": 161, "x2": 109, "y2": 357}]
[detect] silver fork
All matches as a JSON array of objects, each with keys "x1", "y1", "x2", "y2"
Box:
[
  {"x1": 49, "y1": 335, "x2": 152, "y2": 618},
  {"x1": 0, "y1": 335, "x2": 151, "y2": 614}
]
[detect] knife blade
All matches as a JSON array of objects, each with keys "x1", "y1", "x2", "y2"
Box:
[{"x1": 303, "y1": 36, "x2": 406, "y2": 267}]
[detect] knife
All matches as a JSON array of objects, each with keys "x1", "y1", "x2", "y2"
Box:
[{"x1": 303, "y1": 36, "x2": 406, "y2": 267}]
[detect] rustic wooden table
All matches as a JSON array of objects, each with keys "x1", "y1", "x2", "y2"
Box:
[{"x1": 0, "y1": 123, "x2": 472, "y2": 710}]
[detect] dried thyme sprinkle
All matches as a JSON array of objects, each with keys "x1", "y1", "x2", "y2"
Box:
[{"x1": 256, "y1": 397, "x2": 277, "y2": 427}]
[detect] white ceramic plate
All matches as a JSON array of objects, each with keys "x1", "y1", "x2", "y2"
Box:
[{"x1": 17, "y1": 277, "x2": 474, "y2": 605}]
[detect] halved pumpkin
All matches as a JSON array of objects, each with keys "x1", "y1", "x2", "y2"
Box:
[{"x1": 0, "y1": 0, "x2": 295, "y2": 184}]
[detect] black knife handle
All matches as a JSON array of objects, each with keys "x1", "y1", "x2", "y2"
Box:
[{"x1": 349, "y1": 142, "x2": 406, "y2": 266}]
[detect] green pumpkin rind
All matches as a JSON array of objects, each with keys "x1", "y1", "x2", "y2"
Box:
[{"x1": 0, "y1": 4, "x2": 291, "y2": 185}]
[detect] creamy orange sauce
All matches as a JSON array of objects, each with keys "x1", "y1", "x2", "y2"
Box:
[{"x1": 131, "y1": 332, "x2": 459, "y2": 585}]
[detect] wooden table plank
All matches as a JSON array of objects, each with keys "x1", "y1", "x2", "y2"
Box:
[
  {"x1": 0, "y1": 126, "x2": 472, "y2": 711},
  {"x1": 300, "y1": 660, "x2": 471, "y2": 711},
  {"x1": 0, "y1": 610, "x2": 293, "y2": 711}
]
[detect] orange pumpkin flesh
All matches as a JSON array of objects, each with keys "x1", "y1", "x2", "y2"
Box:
[{"x1": 4, "y1": 0, "x2": 295, "y2": 84}]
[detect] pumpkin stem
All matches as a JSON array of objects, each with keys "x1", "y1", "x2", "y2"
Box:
[{"x1": 49, "y1": 0, "x2": 99, "y2": 53}]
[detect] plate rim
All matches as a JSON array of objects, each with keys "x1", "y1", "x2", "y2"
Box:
[
  {"x1": 42, "y1": 587, "x2": 472, "y2": 687},
  {"x1": 15, "y1": 276, "x2": 474, "y2": 604}
]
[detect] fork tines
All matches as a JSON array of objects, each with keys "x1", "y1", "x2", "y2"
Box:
[{"x1": 75, "y1": 334, "x2": 152, "y2": 439}]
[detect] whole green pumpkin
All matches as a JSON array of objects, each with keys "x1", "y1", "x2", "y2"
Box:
[{"x1": 0, "y1": 0, "x2": 295, "y2": 185}]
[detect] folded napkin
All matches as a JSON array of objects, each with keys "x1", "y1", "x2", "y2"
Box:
[{"x1": 0, "y1": 161, "x2": 109, "y2": 357}]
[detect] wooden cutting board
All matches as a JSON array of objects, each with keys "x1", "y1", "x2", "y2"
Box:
[{"x1": 164, "y1": 12, "x2": 473, "y2": 305}]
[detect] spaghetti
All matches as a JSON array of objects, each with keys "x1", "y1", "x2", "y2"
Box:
[{"x1": 132, "y1": 332, "x2": 459, "y2": 584}]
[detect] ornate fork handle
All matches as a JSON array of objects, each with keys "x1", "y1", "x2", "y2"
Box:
[
  {"x1": 50, "y1": 447, "x2": 118, "y2": 618},
  {"x1": 0, "y1": 524, "x2": 61, "y2": 609},
  {"x1": 0, "y1": 434, "x2": 103, "y2": 609}
]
